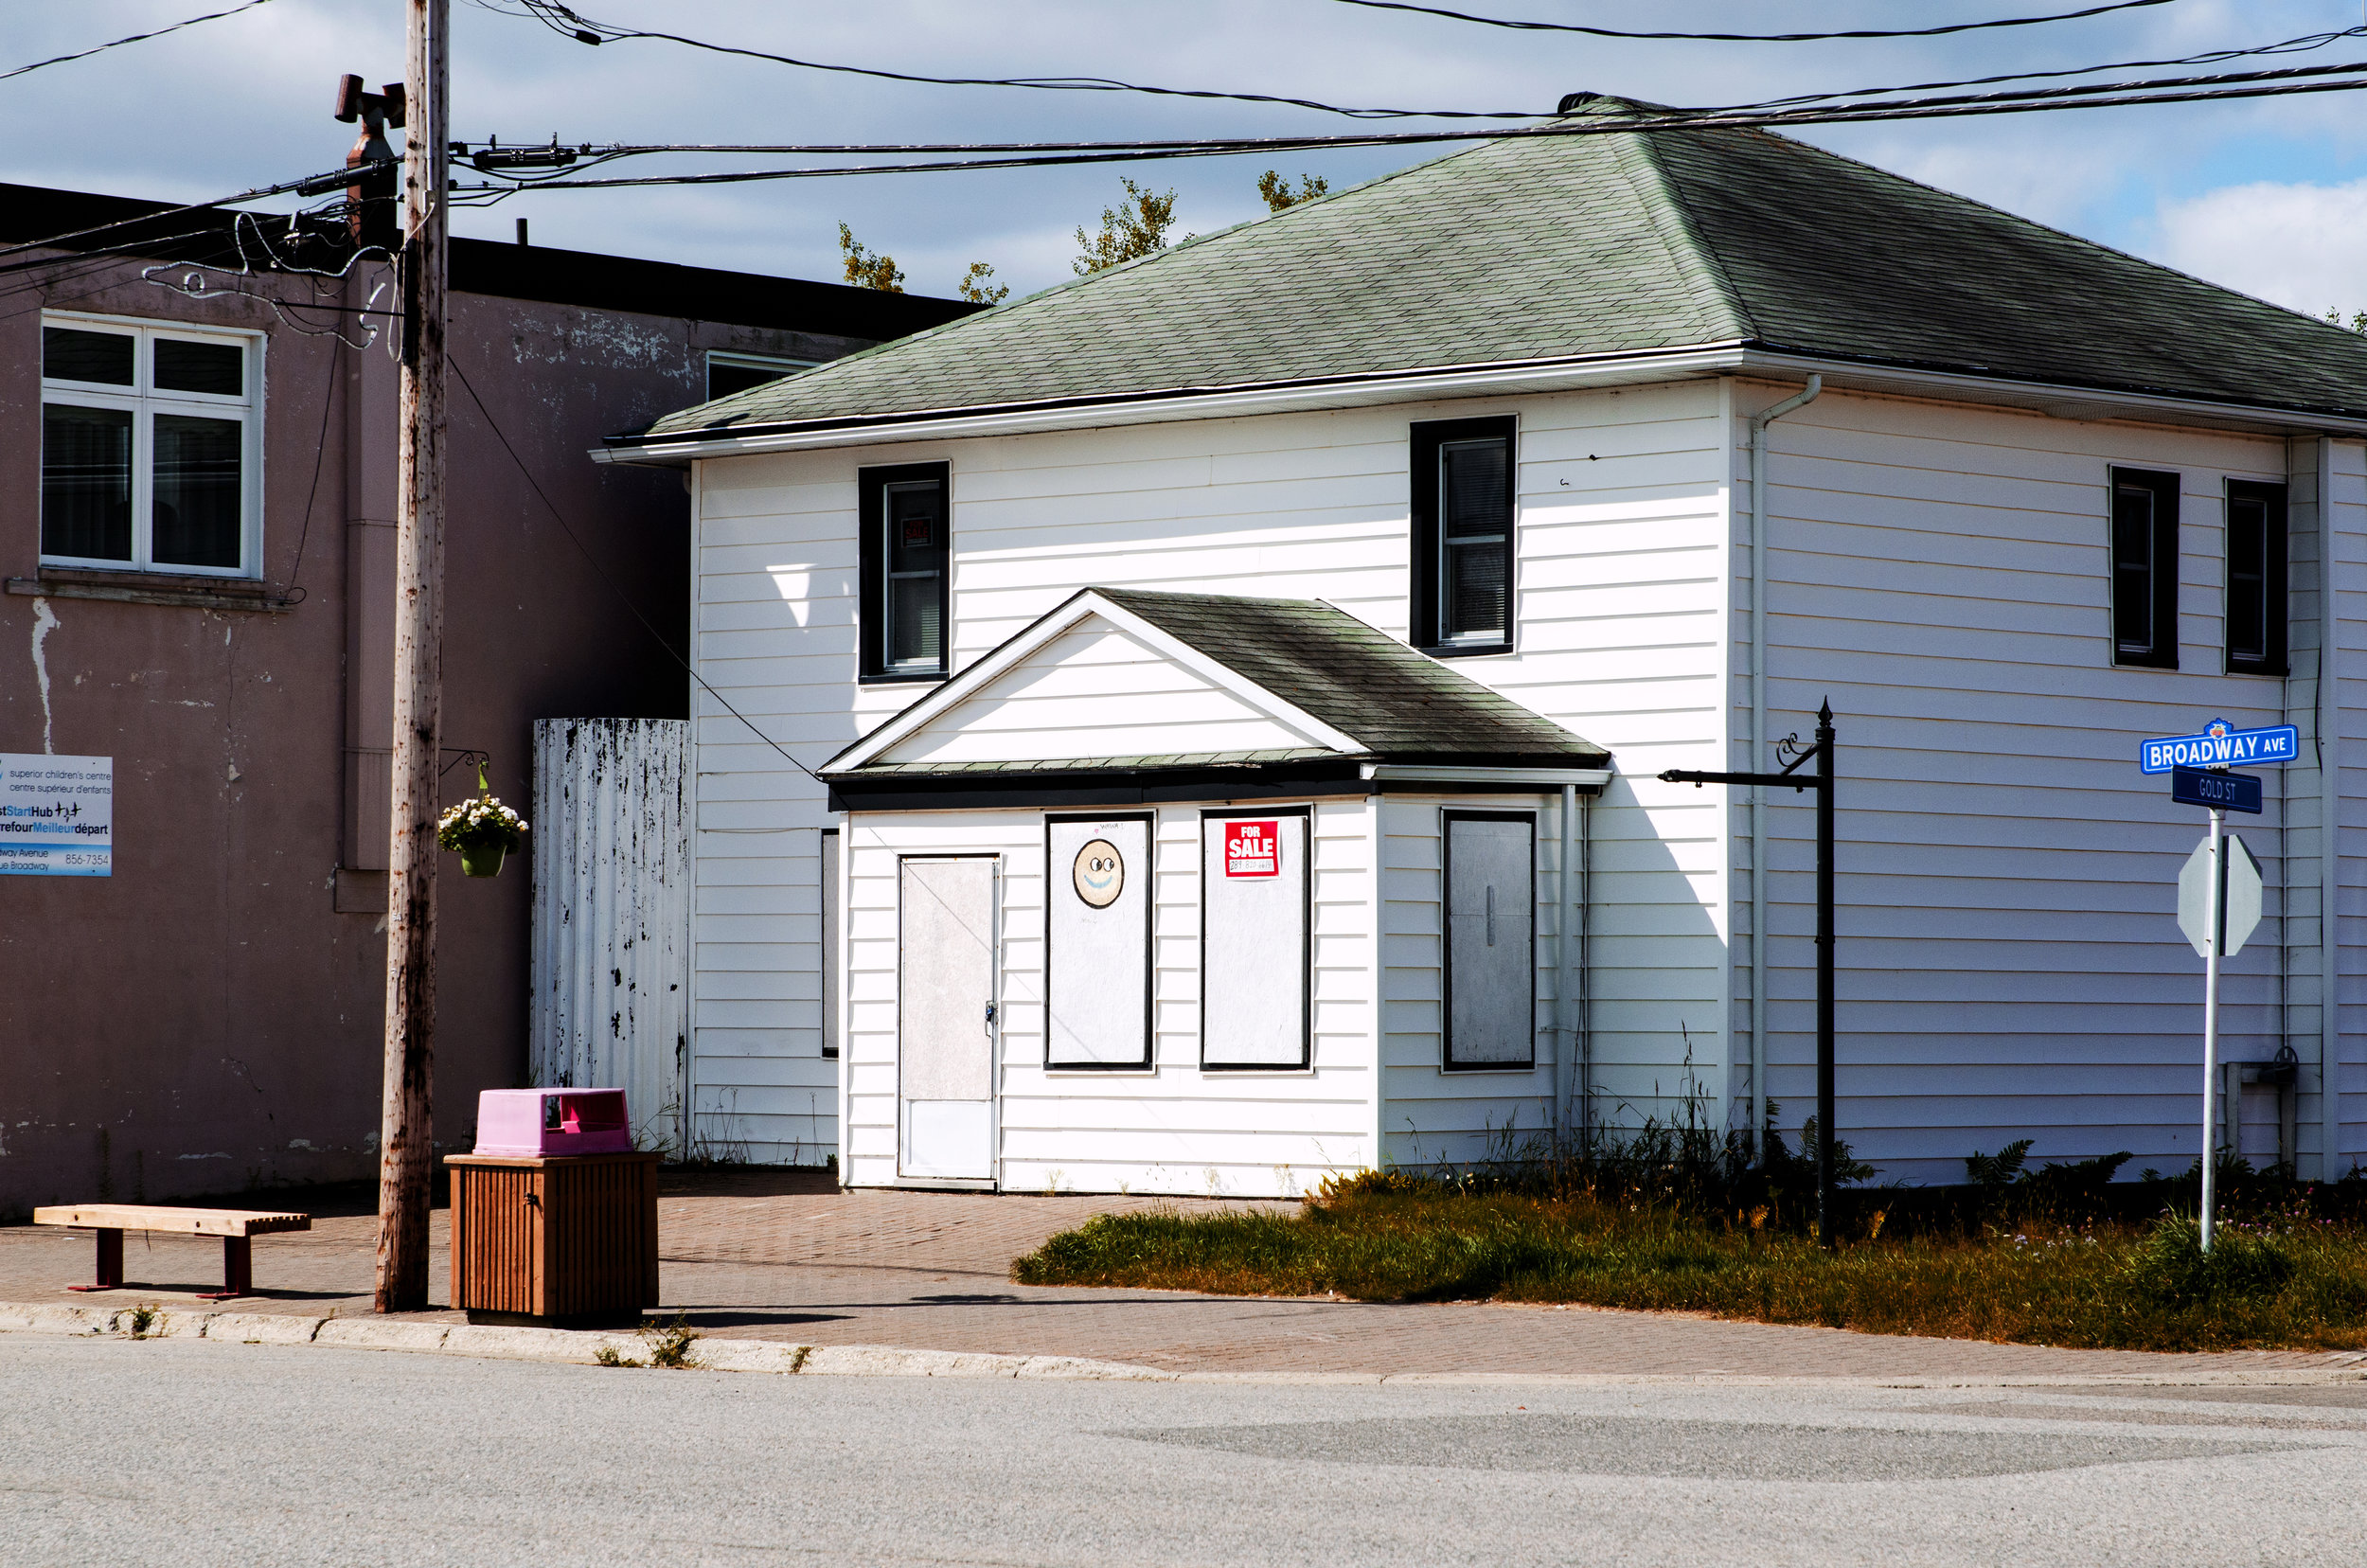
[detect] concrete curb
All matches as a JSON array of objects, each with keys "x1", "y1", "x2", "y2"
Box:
[
  {"x1": 3, "y1": 1301, "x2": 2364, "y2": 1387},
  {"x1": 0, "y1": 1300, "x2": 1172, "y2": 1381}
]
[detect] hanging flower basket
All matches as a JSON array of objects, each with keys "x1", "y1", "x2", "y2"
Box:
[{"x1": 438, "y1": 793, "x2": 528, "y2": 879}]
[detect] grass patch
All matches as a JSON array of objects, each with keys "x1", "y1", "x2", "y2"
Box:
[{"x1": 1012, "y1": 1182, "x2": 2367, "y2": 1352}]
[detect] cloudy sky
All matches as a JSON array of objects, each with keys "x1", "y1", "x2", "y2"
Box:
[{"x1": 6, "y1": 0, "x2": 2367, "y2": 315}]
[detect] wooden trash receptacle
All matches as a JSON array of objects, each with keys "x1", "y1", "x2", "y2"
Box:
[{"x1": 446, "y1": 1150, "x2": 660, "y2": 1326}]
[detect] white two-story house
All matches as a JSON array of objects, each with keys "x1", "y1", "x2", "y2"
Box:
[{"x1": 595, "y1": 98, "x2": 2367, "y2": 1195}]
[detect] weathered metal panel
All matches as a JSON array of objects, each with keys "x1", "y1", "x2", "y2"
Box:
[{"x1": 530, "y1": 718, "x2": 690, "y2": 1156}]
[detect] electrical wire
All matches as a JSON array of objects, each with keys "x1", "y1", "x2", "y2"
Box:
[
  {"x1": 281, "y1": 331, "x2": 343, "y2": 603},
  {"x1": 447, "y1": 355, "x2": 823, "y2": 784},
  {"x1": 449, "y1": 64, "x2": 2367, "y2": 196},
  {"x1": 0, "y1": 160, "x2": 395, "y2": 266},
  {"x1": 510, "y1": 0, "x2": 1545, "y2": 120},
  {"x1": 1328, "y1": 0, "x2": 2179, "y2": 42},
  {"x1": 1706, "y1": 22, "x2": 2367, "y2": 113},
  {"x1": 0, "y1": 0, "x2": 277, "y2": 85}
]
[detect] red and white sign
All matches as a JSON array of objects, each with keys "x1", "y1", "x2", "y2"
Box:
[{"x1": 1223, "y1": 819, "x2": 1280, "y2": 878}]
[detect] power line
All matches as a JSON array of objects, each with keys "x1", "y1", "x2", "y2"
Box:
[
  {"x1": 509, "y1": 0, "x2": 1543, "y2": 120},
  {"x1": 0, "y1": 160, "x2": 393, "y2": 266},
  {"x1": 1708, "y1": 22, "x2": 2367, "y2": 113},
  {"x1": 446, "y1": 355, "x2": 823, "y2": 784},
  {"x1": 1328, "y1": 0, "x2": 2179, "y2": 43},
  {"x1": 0, "y1": 0, "x2": 278, "y2": 85},
  {"x1": 450, "y1": 64, "x2": 2367, "y2": 197}
]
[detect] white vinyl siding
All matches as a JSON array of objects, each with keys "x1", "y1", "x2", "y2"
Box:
[
  {"x1": 1381, "y1": 794, "x2": 1569, "y2": 1167},
  {"x1": 690, "y1": 382, "x2": 1734, "y2": 1168},
  {"x1": 1740, "y1": 383, "x2": 2367, "y2": 1183},
  {"x1": 840, "y1": 799, "x2": 1378, "y2": 1197}
]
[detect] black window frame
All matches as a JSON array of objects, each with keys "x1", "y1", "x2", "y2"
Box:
[
  {"x1": 858, "y1": 460, "x2": 952, "y2": 684},
  {"x1": 1411, "y1": 416, "x2": 1517, "y2": 657},
  {"x1": 1041, "y1": 811, "x2": 1157, "y2": 1072},
  {"x1": 2224, "y1": 479, "x2": 2288, "y2": 677},
  {"x1": 2109, "y1": 466, "x2": 2180, "y2": 669},
  {"x1": 1440, "y1": 809, "x2": 1539, "y2": 1073}
]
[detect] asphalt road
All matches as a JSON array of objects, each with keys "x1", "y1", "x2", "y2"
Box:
[{"x1": 7, "y1": 1336, "x2": 2367, "y2": 1567}]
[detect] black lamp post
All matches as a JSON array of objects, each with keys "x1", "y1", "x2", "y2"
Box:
[{"x1": 1663, "y1": 700, "x2": 1838, "y2": 1247}]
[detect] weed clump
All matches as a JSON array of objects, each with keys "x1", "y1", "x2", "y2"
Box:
[
  {"x1": 638, "y1": 1313, "x2": 703, "y2": 1369},
  {"x1": 592, "y1": 1313, "x2": 703, "y2": 1368},
  {"x1": 2125, "y1": 1217, "x2": 2296, "y2": 1309}
]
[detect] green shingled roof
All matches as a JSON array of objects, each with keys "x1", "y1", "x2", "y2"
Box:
[
  {"x1": 617, "y1": 100, "x2": 2367, "y2": 446},
  {"x1": 823, "y1": 588, "x2": 1609, "y2": 779}
]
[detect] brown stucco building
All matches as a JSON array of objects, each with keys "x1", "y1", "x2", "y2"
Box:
[{"x1": 0, "y1": 183, "x2": 973, "y2": 1217}]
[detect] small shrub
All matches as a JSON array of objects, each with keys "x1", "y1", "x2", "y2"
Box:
[
  {"x1": 594, "y1": 1345, "x2": 640, "y2": 1368},
  {"x1": 123, "y1": 1303, "x2": 159, "y2": 1340}
]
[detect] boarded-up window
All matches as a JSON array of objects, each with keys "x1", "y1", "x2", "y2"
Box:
[
  {"x1": 1045, "y1": 814, "x2": 1152, "y2": 1069},
  {"x1": 1444, "y1": 811, "x2": 1536, "y2": 1070},
  {"x1": 1201, "y1": 810, "x2": 1309, "y2": 1070}
]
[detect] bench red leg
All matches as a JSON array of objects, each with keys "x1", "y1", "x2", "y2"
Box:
[
  {"x1": 198, "y1": 1237, "x2": 251, "y2": 1301},
  {"x1": 66, "y1": 1228, "x2": 124, "y2": 1292}
]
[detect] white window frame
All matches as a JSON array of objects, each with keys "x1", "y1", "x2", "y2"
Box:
[
  {"x1": 39, "y1": 312, "x2": 266, "y2": 579},
  {"x1": 705, "y1": 349, "x2": 813, "y2": 401}
]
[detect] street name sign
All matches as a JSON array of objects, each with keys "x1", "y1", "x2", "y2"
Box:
[
  {"x1": 2171, "y1": 765, "x2": 2262, "y2": 815},
  {"x1": 2139, "y1": 719, "x2": 2299, "y2": 774}
]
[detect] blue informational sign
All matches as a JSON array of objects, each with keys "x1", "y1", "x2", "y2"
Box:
[
  {"x1": 2138, "y1": 717, "x2": 2300, "y2": 774},
  {"x1": 2171, "y1": 765, "x2": 2262, "y2": 815},
  {"x1": 0, "y1": 753, "x2": 112, "y2": 876}
]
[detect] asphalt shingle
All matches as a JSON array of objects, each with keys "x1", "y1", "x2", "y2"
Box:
[
  {"x1": 825, "y1": 589, "x2": 1610, "y2": 777},
  {"x1": 614, "y1": 99, "x2": 2367, "y2": 448}
]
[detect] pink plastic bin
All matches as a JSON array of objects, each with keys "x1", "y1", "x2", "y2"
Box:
[{"x1": 473, "y1": 1089, "x2": 633, "y2": 1158}]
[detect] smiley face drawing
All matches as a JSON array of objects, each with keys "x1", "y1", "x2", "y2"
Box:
[{"x1": 1073, "y1": 839, "x2": 1124, "y2": 908}]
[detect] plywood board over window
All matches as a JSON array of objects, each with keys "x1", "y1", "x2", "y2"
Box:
[
  {"x1": 1200, "y1": 808, "x2": 1310, "y2": 1070},
  {"x1": 1442, "y1": 811, "x2": 1538, "y2": 1071},
  {"x1": 1044, "y1": 813, "x2": 1153, "y2": 1070}
]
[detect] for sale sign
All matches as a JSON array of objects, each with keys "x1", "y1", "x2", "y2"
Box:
[{"x1": 1223, "y1": 819, "x2": 1279, "y2": 878}]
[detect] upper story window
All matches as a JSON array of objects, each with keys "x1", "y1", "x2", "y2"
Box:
[
  {"x1": 706, "y1": 350, "x2": 812, "y2": 401},
  {"x1": 858, "y1": 461, "x2": 950, "y2": 682},
  {"x1": 2225, "y1": 479, "x2": 2288, "y2": 676},
  {"x1": 1411, "y1": 416, "x2": 1515, "y2": 655},
  {"x1": 40, "y1": 315, "x2": 262, "y2": 579},
  {"x1": 2109, "y1": 467, "x2": 2179, "y2": 669}
]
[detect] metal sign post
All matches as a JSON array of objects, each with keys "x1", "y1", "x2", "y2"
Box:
[
  {"x1": 1664, "y1": 701, "x2": 1839, "y2": 1246},
  {"x1": 2199, "y1": 807, "x2": 2224, "y2": 1255},
  {"x1": 2150, "y1": 718, "x2": 2278, "y2": 1255}
]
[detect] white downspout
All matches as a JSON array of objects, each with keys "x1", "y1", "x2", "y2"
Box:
[
  {"x1": 1748, "y1": 374, "x2": 1822, "y2": 1156},
  {"x1": 2322, "y1": 435, "x2": 2342, "y2": 1180},
  {"x1": 1559, "y1": 782, "x2": 1580, "y2": 1149}
]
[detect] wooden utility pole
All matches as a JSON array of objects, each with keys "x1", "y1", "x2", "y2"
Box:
[{"x1": 374, "y1": 0, "x2": 450, "y2": 1314}]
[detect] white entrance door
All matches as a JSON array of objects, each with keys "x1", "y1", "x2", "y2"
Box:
[{"x1": 899, "y1": 856, "x2": 998, "y2": 1181}]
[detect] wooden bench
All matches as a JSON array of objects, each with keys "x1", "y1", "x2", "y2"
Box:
[{"x1": 32, "y1": 1204, "x2": 311, "y2": 1300}]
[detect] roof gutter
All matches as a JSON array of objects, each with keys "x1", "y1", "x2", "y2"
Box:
[
  {"x1": 599, "y1": 342, "x2": 2367, "y2": 470},
  {"x1": 1360, "y1": 762, "x2": 1612, "y2": 793},
  {"x1": 1737, "y1": 349, "x2": 2367, "y2": 439},
  {"x1": 590, "y1": 344, "x2": 1753, "y2": 466}
]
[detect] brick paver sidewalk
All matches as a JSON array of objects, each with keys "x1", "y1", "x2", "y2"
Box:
[{"x1": 6, "y1": 1170, "x2": 2360, "y2": 1381}]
